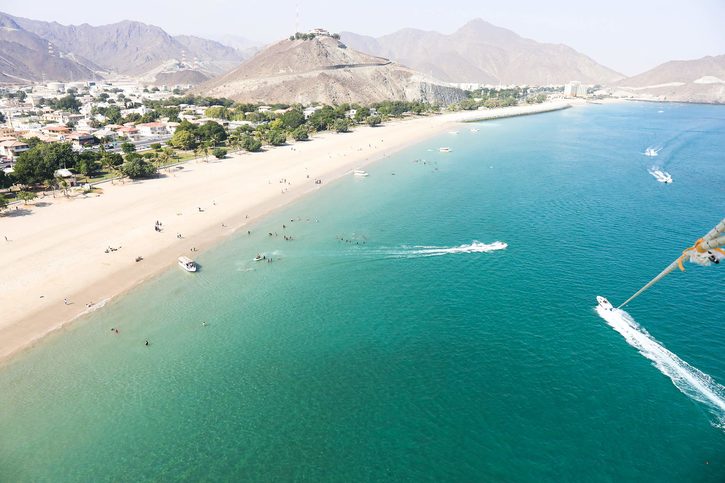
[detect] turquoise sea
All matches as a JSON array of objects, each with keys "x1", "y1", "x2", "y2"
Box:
[{"x1": 1, "y1": 103, "x2": 724, "y2": 481}]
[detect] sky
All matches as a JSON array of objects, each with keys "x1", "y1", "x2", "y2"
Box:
[{"x1": 2, "y1": 0, "x2": 724, "y2": 76}]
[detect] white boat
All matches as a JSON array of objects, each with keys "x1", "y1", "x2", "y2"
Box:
[
  {"x1": 648, "y1": 167, "x2": 673, "y2": 184},
  {"x1": 254, "y1": 253, "x2": 266, "y2": 261},
  {"x1": 353, "y1": 169, "x2": 369, "y2": 177},
  {"x1": 439, "y1": 147, "x2": 452, "y2": 153},
  {"x1": 448, "y1": 131, "x2": 459, "y2": 135},
  {"x1": 596, "y1": 296, "x2": 613, "y2": 311},
  {"x1": 644, "y1": 147, "x2": 661, "y2": 157},
  {"x1": 470, "y1": 128, "x2": 479, "y2": 133},
  {"x1": 178, "y1": 256, "x2": 197, "y2": 272}
]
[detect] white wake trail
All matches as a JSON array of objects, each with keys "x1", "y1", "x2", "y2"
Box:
[
  {"x1": 596, "y1": 306, "x2": 725, "y2": 428},
  {"x1": 391, "y1": 241, "x2": 507, "y2": 258}
]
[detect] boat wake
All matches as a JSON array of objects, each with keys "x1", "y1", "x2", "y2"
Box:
[
  {"x1": 387, "y1": 241, "x2": 507, "y2": 258},
  {"x1": 596, "y1": 306, "x2": 725, "y2": 429},
  {"x1": 648, "y1": 166, "x2": 673, "y2": 184}
]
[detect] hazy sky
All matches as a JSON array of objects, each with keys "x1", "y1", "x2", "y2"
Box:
[{"x1": 3, "y1": 0, "x2": 724, "y2": 75}]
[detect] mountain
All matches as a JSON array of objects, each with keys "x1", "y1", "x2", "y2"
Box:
[
  {"x1": 341, "y1": 19, "x2": 624, "y2": 86},
  {"x1": 0, "y1": 13, "x2": 95, "y2": 83},
  {"x1": 197, "y1": 35, "x2": 466, "y2": 105},
  {"x1": 1, "y1": 12, "x2": 248, "y2": 84},
  {"x1": 614, "y1": 55, "x2": 725, "y2": 103}
]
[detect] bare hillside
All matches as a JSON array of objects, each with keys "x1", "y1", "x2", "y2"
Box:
[{"x1": 198, "y1": 36, "x2": 466, "y2": 105}]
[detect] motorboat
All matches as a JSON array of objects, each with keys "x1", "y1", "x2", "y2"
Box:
[
  {"x1": 596, "y1": 296, "x2": 613, "y2": 311},
  {"x1": 353, "y1": 169, "x2": 369, "y2": 177},
  {"x1": 648, "y1": 167, "x2": 673, "y2": 184},
  {"x1": 439, "y1": 147, "x2": 452, "y2": 153},
  {"x1": 178, "y1": 256, "x2": 197, "y2": 272},
  {"x1": 470, "y1": 128, "x2": 479, "y2": 133},
  {"x1": 254, "y1": 253, "x2": 266, "y2": 261},
  {"x1": 644, "y1": 147, "x2": 661, "y2": 157},
  {"x1": 448, "y1": 131, "x2": 459, "y2": 135}
]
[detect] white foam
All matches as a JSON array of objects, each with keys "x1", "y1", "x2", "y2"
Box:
[
  {"x1": 391, "y1": 241, "x2": 507, "y2": 258},
  {"x1": 596, "y1": 306, "x2": 725, "y2": 428}
]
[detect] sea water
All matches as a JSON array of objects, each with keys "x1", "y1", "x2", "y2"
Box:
[{"x1": 1, "y1": 103, "x2": 724, "y2": 481}]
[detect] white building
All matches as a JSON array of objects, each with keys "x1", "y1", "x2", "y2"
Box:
[
  {"x1": 564, "y1": 81, "x2": 588, "y2": 98},
  {"x1": 137, "y1": 122, "x2": 168, "y2": 137}
]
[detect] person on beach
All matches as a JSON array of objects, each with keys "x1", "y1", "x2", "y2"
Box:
[
  {"x1": 64, "y1": 298, "x2": 70, "y2": 305},
  {"x1": 145, "y1": 339, "x2": 149, "y2": 346}
]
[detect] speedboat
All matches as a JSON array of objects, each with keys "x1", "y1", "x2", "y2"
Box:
[
  {"x1": 254, "y1": 253, "x2": 266, "y2": 261},
  {"x1": 648, "y1": 167, "x2": 673, "y2": 184},
  {"x1": 439, "y1": 147, "x2": 452, "y2": 153},
  {"x1": 644, "y1": 147, "x2": 661, "y2": 157},
  {"x1": 353, "y1": 169, "x2": 369, "y2": 177},
  {"x1": 178, "y1": 256, "x2": 197, "y2": 272},
  {"x1": 596, "y1": 296, "x2": 613, "y2": 311}
]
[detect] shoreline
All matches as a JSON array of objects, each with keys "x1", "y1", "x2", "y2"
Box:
[{"x1": 0, "y1": 102, "x2": 570, "y2": 365}]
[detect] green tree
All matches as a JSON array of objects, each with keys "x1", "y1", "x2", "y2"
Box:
[
  {"x1": 17, "y1": 190, "x2": 37, "y2": 205},
  {"x1": 197, "y1": 121, "x2": 227, "y2": 144},
  {"x1": 333, "y1": 118, "x2": 350, "y2": 133},
  {"x1": 280, "y1": 109, "x2": 305, "y2": 130},
  {"x1": 354, "y1": 107, "x2": 371, "y2": 123},
  {"x1": 205, "y1": 106, "x2": 229, "y2": 120},
  {"x1": 366, "y1": 115, "x2": 382, "y2": 127},
  {"x1": 240, "y1": 135, "x2": 262, "y2": 152},
  {"x1": 13, "y1": 142, "x2": 77, "y2": 186},
  {"x1": 121, "y1": 158, "x2": 157, "y2": 179},
  {"x1": 0, "y1": 169, "x2": 13, "y2": 189},
  {"x1": 50, "y1": 95, "x2": 81, "y2": 113},
  {"x1": 169, "y1": 130, "x2": 196, "y2": 150},
  {"x1": 291, "y1": 126, "x2": 309, "y2": 141},
  {"x1": 0, "y1": 193, "x2": 8, "y2": 212},
  {"x1": 213, "y1": 147, "x2": 227, "y2": 159},
  {"x1": 120, "y1": 142, "x2": 136, "y2": 155},
  {"x1": 150, "y1": 143, "x2": 162, "y2": 151},
  {"x1": 268, "y1": 129, "x2": 287, "y2": 146}
]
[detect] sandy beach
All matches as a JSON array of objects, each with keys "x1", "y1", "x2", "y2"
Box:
[{"x1": 0, "y1": 101, "x2": 569, "y2": 363}]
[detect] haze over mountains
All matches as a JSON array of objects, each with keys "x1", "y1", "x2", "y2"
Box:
[
  {"x1": 0, "y1": 11, "x2": 247, "y2": 84},
  {"x1": 341, "y1": 19, "x2": 624, "y2": 86},
  {"x1": 0, "y1": 11, "x2": 722, "y2": 103},
  {"x1": 0, "y1": 13, "x2": 95, "y2": 83},
  {"x1": 614, "y1": 55, "x2": 725, "y2": 103},
  {"x1": 198, "y1": 36, "x2": 466, "y2": 105}
]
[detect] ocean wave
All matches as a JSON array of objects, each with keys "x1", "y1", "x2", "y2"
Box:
[{"x1": 596, "y1": 305, "x2": 725, "y2": 430}]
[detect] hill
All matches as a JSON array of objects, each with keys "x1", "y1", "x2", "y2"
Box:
[
  {"x1": 615, "y1": 55, "x2": 725, "y2": 103},
  {"x1": 197, "y1": 36, "x2": 466, "y2": 105},
  {"x1": 341, "y1": 19, "x2": 624, "y2": 86}
]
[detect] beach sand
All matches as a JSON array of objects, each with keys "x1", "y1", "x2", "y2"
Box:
[{"x1": 0, "y1": 102, "x2": 569, "y2": 362}]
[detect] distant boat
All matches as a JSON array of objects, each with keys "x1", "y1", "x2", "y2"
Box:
[
  {"x1": 439, "y1": 147, "x2": 452, "y2": 153},
  {"x1": 470, "y1": 128, "x2": 479, "y2": 133},
  {"x1": 178, "y1": 256, "x2": 197, "y2": 272},
  {"x1": 644, "y1": 147, "x2": 661, "y2": 157},
  {"x1": 254, "y1": 253, "x2": 266, "y2": 261},
  {"x1": 353, "y1": 169, "x2": 369, "y2": 177},
  {"x1": 648, "y1": 167, "x2": 673, "y2": 184},
  {"x1": 448, "y1": 131, "x2": 459, "y2": 135}
]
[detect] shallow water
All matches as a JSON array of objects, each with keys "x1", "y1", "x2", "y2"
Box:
[{"x1": 1, "y1": 103, "x2": 724, "y2": 481}]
